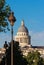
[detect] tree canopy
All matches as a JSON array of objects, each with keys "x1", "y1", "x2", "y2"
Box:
[
  {"x1": 25, "y1": 51, "x2": 44, "y2": 65},
  {"x1": 0, "y1": 0, "x2": 11, "y2": 32}
]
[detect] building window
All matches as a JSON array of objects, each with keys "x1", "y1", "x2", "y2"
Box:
[{"x1": 20, "y1": 38, "x2": 23, "y2": 43}]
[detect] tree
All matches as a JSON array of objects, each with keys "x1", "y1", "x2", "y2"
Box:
[
  {"x1": 25, "y1": 51, "x2": 44, "y2": 65},
  {"x1": 0, "y1": 0, "x2": 11, "y2": 32},
  {"x1": 13, "y1": 41, "x2": 27, "y2": 65},
  {"x1": 0, "y1": 40, "x2": 27, "y2": 65},
  {"x1": 0, "y1": 55, "x2": 5, "y2": 65}
]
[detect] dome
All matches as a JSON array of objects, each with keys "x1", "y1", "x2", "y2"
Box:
[{"x1": 18, "y1": 20, "x2": 28, "y2": 33}]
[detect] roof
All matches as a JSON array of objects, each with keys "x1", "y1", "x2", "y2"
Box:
[
  {"x1": 22, "y1": 45, "x2": 44, "y2": 49},
  {"x1": 32, "y1": 46, "x2": 44, "y2": 49},
  {"x1": 18, "y1": 20, "x2": 28, "y2": 33}
]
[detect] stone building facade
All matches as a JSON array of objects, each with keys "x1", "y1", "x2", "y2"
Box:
[{"x1": 14, "y1": 20, "x2": 31, "y2": 47}]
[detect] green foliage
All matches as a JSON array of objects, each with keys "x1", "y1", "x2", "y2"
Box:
[
  {"x1": 0, "y1": 41, "x2": 27, "y2": 65},
  {"x1": 25, "y1": 51, "x2": 44, "y2": 65},
  {"x1": 0, "y1": 0, "x2": 11, "y2": 32}
]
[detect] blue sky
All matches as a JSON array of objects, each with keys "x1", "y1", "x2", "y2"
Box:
[{"x1": 0, "y1": 0, "x2": 44, "y2": 47}]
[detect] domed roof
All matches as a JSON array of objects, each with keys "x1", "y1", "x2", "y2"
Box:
[{"x1": 18, "y1": 20, "x2": 28, "y2": 33}]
